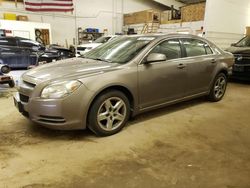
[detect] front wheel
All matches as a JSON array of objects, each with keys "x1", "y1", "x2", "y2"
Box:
[
  {"x1": 88, "y1": 90, "x2": 130, "y2": 136},
  {"x1": 208, "y1": 73, "x2": 227, "y2": 102}
]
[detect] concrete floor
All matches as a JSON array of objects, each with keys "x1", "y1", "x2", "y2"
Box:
[{"x1": 0, "y1": 82, "x2": 250, "y2": 188}]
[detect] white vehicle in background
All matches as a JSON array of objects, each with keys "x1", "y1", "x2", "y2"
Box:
[{"x1": 76, "y1": 35, "x2": 117, "y2": 56}]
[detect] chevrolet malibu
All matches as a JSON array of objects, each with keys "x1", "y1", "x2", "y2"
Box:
[{"x1": 14, "y1": 34, "x2": 234, "y2": 136}]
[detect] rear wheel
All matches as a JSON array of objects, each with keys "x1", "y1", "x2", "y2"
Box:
[
  {"x1": 88, "y1": 90, "x2": 130, "y2": 136},
  {"x1": 208, "y1": 73, "x2": 227, "y2": 102}
]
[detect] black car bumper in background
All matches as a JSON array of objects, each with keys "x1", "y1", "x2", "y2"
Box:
[{"x1": 231, "y1": 54, "x2": 250, "y2": 80}]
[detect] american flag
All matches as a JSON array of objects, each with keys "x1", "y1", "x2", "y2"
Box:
[{"x1": 24, "y1": 0, "x2": 74, "y2": 12}]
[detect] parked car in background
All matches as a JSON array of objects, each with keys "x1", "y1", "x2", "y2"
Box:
[
  {"x1": 0, "y1": 37, "x2": 75, "y2": 69},
  {"x1": 226, "y1": 36, "x2": 250, "y2": 80},
  {"x1": 0, "y1": 36, "x2": 44, "y2": 68},
  {"x1": 14, "y1": 34, "x2": 234, "y2": 136},
  {"x1": 0, "y1": 64, "x2": 15, "y2": 88},
  {"x1": 38, "y1": 44, "x2": 75, "y2": 65},
  {"x1": 76, "y1": 35, "x2": 117, "y2": 56}
]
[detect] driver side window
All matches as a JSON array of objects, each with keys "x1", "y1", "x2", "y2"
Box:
[{"x1": 150, "y1": 39, "x2": 182, "y2": 60}]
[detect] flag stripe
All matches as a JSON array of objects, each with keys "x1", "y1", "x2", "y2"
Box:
[
  {"x1": 24, "y1": 0, "x2": 74, "y2": 12},
  {"x1": 25, "y1": 7, "x2": 74, "y2": 12},
  {"x1": 25, "y1": 2, "x2": 73, "y2": 6},
  {"x1": 25, "y1": 0, "x2": 73, "y2": 3}
]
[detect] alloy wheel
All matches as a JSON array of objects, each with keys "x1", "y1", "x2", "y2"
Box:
[
  {"x1": 214, "y1": 76, "x2": 226, "y2": 99},
  {"x1": 97, "y1": 97, "x2": 127, "y2": 131}
]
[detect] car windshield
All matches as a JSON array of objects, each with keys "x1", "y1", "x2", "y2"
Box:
[
  {"x1": 235, "y1": 36, "x2": 250, "y2": 47},
  {"x1": 83, "y1": 36, "x2": 155, "y2": 64},
  {"x1": 94, "y1": 36, "x2": 112, "y2": 43}
]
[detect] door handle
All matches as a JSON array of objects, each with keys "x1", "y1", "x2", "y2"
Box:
[
  {"x1": 177, "y1": 63, "x2": 186, "y2": 69},
  {"x1": 211, "y1": 59, "x2": 217, "y2": 63}
]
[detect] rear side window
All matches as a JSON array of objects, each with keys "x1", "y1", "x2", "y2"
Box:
[
  {"x1": 0, "y1": 38, "x2": 17, "y2": 46},
  {"x1": 18, "y1": 39, "x2": 40, "y2": 48},
  {"x1": 204, "y1": 44, "x2": 213, "y2": 54},
  {"x1": 150, "y1": 39, "x2": 182, "y2": 60},
  {"x1": 182, "y1": 39, "x2": 213, "y2": 57}
]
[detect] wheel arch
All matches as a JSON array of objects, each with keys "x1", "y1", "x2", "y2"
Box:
[
  {"x1": 218, "y1": 68, "x2": 229, "y2": 77},
  {"x1": 86, "y1": 85, "x2": 135, "y2": 125},
  {"x1": 209, "y1": 67, "x2": 229, "y2": 92}
]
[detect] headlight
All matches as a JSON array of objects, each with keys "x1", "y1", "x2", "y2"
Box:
[
  {"x1": 41, "y1": 80, "x2": 81, "y2": 99},
  {"x1": 86, "y1": 47, "x2": 93, "y2": 50}
]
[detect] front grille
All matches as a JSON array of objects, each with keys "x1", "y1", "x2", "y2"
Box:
[
  {"x1": 245, "y1": 66, "x2": 250, "y2": 72},
  {"x1": 38, "y1": 115, "x2": 66, "y2": 124},
  {"x1": 19, "y1": 94, "x2": 29, "y2": 103},
  {"x1": 234, "y1": 54, "x2": 250, "y2": 65}
]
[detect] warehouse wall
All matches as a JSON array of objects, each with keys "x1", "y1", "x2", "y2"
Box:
[
  {"x1": 0, "y1": 0, "x2": 165, "y2": 46},
  {"x1": 159, "y1": 21, "x2": 203, "y2": 35},
  {"x1": 204, "y1": 0, "x2": 250, "y2": 49}
]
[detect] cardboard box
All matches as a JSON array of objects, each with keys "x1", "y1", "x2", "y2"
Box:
[
  {"x1": 124, "y1": 9, "x2": 160, "y2": 25},
  {"x1": 181, "y1": 3, "x2": 205, "y2": 22},
  {"x1": 17, "y1": 15, "x2": 28, "y2": 21},
  {"x1": 3, "y1": 13, "x2": 16, "y2": 20},
  {"x1": 246, "y1": 27, "x2": 250, "y2": 36}
]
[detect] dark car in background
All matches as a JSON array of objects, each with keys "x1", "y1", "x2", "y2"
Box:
[
  {"x1": 0, "y1": 36, "x2": 44, "y2": 68},
  {"x1": 0, "y1": 37, "x2": 75, "y2": 69},
  {"x1": 226, "y1": 36, "x2": 250, "y2": 80},
  {"x1": 38, "y1": 44, "x2": 75, "y2": 65}
]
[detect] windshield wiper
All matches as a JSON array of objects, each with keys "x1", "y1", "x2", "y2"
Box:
[
  {"x1": 93, "y1": 58, "x2": 112, "y2": 63},
  {"x1": 81, "y1": 56, "x2": 112, "y2": 63}
]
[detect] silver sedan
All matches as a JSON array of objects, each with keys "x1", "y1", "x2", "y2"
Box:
[{"x1": 14, "y1": 34, "x2": 234, "y2": 136}]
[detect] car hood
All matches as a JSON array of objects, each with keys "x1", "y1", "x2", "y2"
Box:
[
  {"x1": 226, "y1": 46, "x2": 250, "y2": 55},
  {"x1": 78, "y1": 43, "x2": 102, "y2": 48},
  {"x1": 23, "y1": 58, "x2": 119, "y2": 83}
]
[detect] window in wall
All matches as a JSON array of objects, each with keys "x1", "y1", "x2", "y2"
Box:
[{"x1": 150, "y1": 39, "x2": 182, "y2": 60}]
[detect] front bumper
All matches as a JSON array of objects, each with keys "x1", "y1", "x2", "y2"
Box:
[
  {"x1": 13, "y1": 85, "x2": 92, "y2": 130},
  {"x1": 231, "y1": 64, "x2": 250, "y2": 80}
]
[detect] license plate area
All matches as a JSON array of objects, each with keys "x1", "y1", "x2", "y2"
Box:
[{"x1": 233, "y1": 65, "x2": 244, "y2": 72}]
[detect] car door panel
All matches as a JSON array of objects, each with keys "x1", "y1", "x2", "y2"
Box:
[
  {"x1": 138, "y1": 60, "x2": 188, "y2": 109},
  {"x1": 138, "y1": 39, "x2": 188, "y2": 109},
  {"x1": 0, "y1": 39, "x2": 20, "y2": 68},
  {"x1": 180, "y1": 38, "x2": 217, "y2": 95},
  {"x1": 181, "y1": 55, "x2": 217, "y2": 95}
]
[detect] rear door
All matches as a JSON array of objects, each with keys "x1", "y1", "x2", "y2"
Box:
[
  {"x1": 180, "y1": 38, "x2": 217, "y2": 95},
  {"x1": 138, "y1": 39, "x2": 188, "y2": 109},
  {"x1": 17, "y1": 38, "x2": 40, "y2": 67},
  {"x1": 0, "y1": 38, "x2": 19, "y2": 68}
]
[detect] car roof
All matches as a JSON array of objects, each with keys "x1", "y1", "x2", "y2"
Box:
[
  {"x1": 124, "y1": 33, "x2": 201, "y2": 39},
  {"x1": 0, "y1": 36, "x2": 30, "y2": 40}
]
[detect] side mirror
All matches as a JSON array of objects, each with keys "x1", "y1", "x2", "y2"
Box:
[
  {"x1": 0, "y1": 64, "x2": 11, "y2": 74},
  {"x1": 231, "y1": 43, "x2": 236, "y2": 47},
  {"x1": 145, "y1": 53, "x2": 167, "y2": 64}
]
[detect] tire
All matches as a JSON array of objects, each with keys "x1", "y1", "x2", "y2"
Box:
[
  {"x1": 8, "y1": 80, "x2": 15, "y2": 88},
  {"x1": 88, "y1": 90, "x2": 130, "y2": 136},
  {"x1": 208, "y1": 73, "x2": 227, "y2": 102}
]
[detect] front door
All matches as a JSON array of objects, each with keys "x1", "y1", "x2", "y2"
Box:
[{"x1": 138, "y1": 39, "x2": 188, "y2": 109}]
